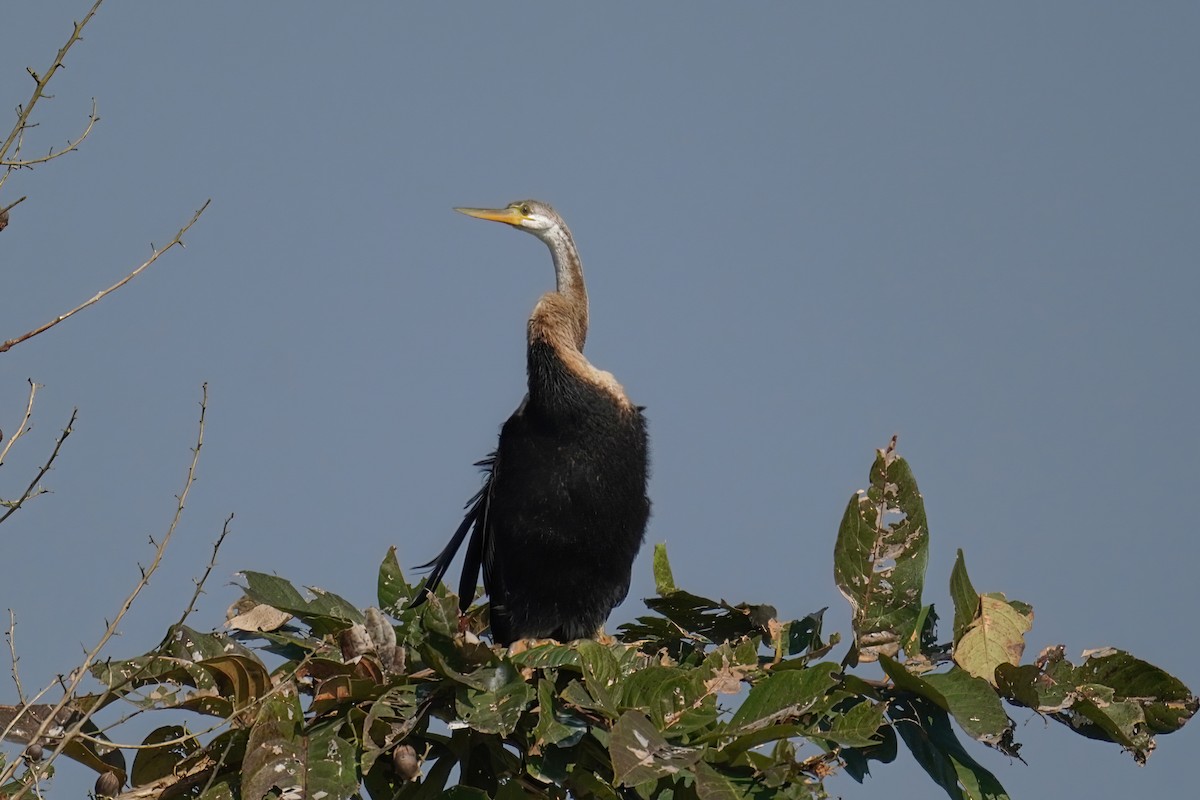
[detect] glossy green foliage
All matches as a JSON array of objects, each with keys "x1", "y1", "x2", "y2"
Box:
[{"x1": 48, "y1": 441, "x2": 1195, "y2": 800}]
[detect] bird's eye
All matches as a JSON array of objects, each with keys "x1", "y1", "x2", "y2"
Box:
[{"x1": 520, "y1": 204, "x2": 531, "y2": 215}]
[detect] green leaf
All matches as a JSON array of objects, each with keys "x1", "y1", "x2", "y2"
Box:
[
  {"x1": 361, "y1": 684, "x2": 420, "y2": 774},
  {"x1": 621, "y1": 664, "x2": 717, "y2": 735},
  {"x1": 622, "y1": 591, "x2": 775, "y2": 650},
  {"x1": 949, "y1": 550, "x2": 979, "y2": 645},
  {"x1": 693, "y1": 761, "x2": 742, "y2": 800},
  {"x1": 576, "y1": 639, "x2": 622, "y2": 714},
  {"x1": 923, "y1": 669, "x2": 1016, "y2": 751},
  {"x1": 727, "y1": 663, "x2": 840, "y2": 733},
  {"x1": 610, "y1": 711, "x2": 701, "y2": 787},
  {"x1": 241, "y1": 690, "x2": 358, "y2": 800},
  {"x1": 825, "y1": 699, "x2": 887, "y2": 747},
  {"x1": 305, "y1": 721, "x2": 361, "y2": 798},
  {"x1": 953, "y1": 594, "x2": 1032, "y2": 685},
  {"x1": 241, "y1": 691, "x2": 306, "y2": 799},
  {"x1": 91, "y1": 655, "x2": 222, "y2": 713},
  {"x1": 509, "y1": 641, "x2": 583, "y2": 670},
  {"x1": 378, "y1": 546, "x2": 411, "y2": 613},
  {"x1": 190, "y1": 729, "x2": 247, "y2": 786},
  {"x1": 833, "y1": 437, "x2": 930, "y2": 662},
  {"x1": 904, "y1": 603, "x2": 938, "y2": 661},
  {"x1": 654, "y1": 542, "x2": 677, "y2": 595},
  {"x1": 535, "y1": 678, "x2": 588, "y2": 748},
  {"x1": 416, "y1": 591, "x2": 463, "y2": 641},
  {"x1": 239, "y1": 571, "x2": 308, "y2": 612},
  {"x1": 996, "y1": 646, "x2": 1198, "y2": 764},
  {"x1": 774, "y1": 609, "x2": 826, "y2": 659},
  {"x1": 161, "y1": 625, "x2": 256, "y2": 662},
  {"x1": 1073, "y1": 649, "x2": 1199, "y2": 735},
  {"x1": 840, "y1": 721, "x2": 898, "y2": 783},
  {"x1": 889, "y1": 695, "x2": 1010, "y2": 800},
  {"x1": 238, "y1": 571, "x2": 364, "y2": 633},
  {"x1": 566, "y1": 764, "x2": 622, "y2": 800},
  {"x1": 305, "y1": 585, "x2": 367, "y2": 624},
  {"x1": 455, "y1": 679, "x2": 537, "y2": 736},
  {"x1": 131, "y1": 725, "x2": 200, "y2": 787},
  {"x1": 879, "y1": 657, "x2": 1014, "y2": 749}
]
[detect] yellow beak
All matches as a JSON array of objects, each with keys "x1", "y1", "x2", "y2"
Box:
[{"x1": 454, "y1": 206, "x2": 526, "y2": 227}]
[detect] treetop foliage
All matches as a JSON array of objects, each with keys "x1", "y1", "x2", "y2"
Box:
[{"x1": 4, "y1": 438, "x2": 1194, "y2": 800}]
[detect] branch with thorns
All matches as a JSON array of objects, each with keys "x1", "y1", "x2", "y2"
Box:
[
  {"x1": 0, "y1": 0, "x2": 105, "y2": 190},
  {"x1": 0, "y1": 199, "x2": 211, "y2": 354},
  {"x1": 0, "y1": 379, "x2": 40, "y2": 467},
  {"x1": 1, "y1": 98, "x2": 99, "y2": 171},
  {"x1": 0, "y1": 408, "x2": 74, "y2": 524},
  {"x1": 0, "y1": 384, "x2": 209, "y2": 798}
]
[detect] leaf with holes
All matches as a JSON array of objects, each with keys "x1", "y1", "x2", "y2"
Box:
[{"x1": 834, "y1": 437, "x2": 929, "y2": 662}]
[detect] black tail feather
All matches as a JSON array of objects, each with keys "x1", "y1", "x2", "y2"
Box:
[{"x1": 407, "y1": 454, "x2": 497, "y2": 612}]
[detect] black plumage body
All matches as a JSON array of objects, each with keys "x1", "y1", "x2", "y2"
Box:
[
  {"x1": 413, "y1": 200, "x2": 650, "y2": 646},
  {"x1": 479, "y1": 341, "x2": 649, "y2": 643}
]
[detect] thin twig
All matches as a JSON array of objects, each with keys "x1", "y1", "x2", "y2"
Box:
[
  {"x1": 1, "y1": 195, "x2": 27, "y2": 216},
  {"x1": 0, "y1": 199, "x2": 211, "y2": 354},
  {"x1": 59, "y1": 510, "x2": 236, "y2": 742},
  {"x1": 0, "y1": 380, "x2": 39, "y2": 467},
  {"x1": 0, "y1": 0, "x2": 104, "y2": 164},
  {"x1": 0, "y1": 384, "x2": 208, "y2": 797},
  {"x1": 7, "y1": 611, "x2": 24, "y2": 704},
  {"x1": 0, "y1": 99, "x2": 99, "y2": 168},
  {"x1": 0, "y1": 676, "x2": 62, "y2": 747},
  {"x1": 0, "y1": 409, "x2": 75, "y2": 525},
  {"x1": 177, "y1": 513, "x2": 235, "y2": 626}
]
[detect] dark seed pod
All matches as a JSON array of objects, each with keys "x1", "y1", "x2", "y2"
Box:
[
  {"x1": 391, "y1": 743, "x2": 420, "y2": 781},
  {"x1": 23, "y1": 743, "x2": 43, "y2": 762},
  {"x1": 95, "y1": 770, "x2": 121, "y2": 797}
]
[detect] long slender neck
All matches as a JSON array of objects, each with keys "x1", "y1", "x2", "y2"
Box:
[
  {"x1": 531, "y1": 223, "x2": 589, "y2": 352},
  {"x1": 525, "y1": 221, "x2": 632, "y2": 408}
]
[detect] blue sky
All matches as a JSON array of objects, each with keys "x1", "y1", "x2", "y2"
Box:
[{"x1": 2, "y1": 3, "x2": 1197, "y2": 797}]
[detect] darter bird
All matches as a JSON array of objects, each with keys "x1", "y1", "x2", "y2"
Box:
[{"x1": 411, "y1": 200, "x2": 650, "y2": 646}]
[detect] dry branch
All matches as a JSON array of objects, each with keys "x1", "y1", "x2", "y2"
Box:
[
  {"x1": 0, "y1": 0, "x2": 105, "y2": 173},
  {"x1": 0, "y1": 408, "x2": 75, "y2": 525},
  {"x1": 0, "y1": 384, "x2": 208, "y2": 797},
  {"x1": 0, "y1": 380, "x2": 39, "y2": 467},
  {"x1": 1, "y1": 98, "x2": 99, "y2": 170},
  {"x1": 0, "y1": 199, "x2": 211, "y2": 354}
]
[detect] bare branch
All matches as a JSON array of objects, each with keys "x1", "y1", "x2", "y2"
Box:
[
  {"x1": 0, "y1": 199, "x2": 211, "y2": 354},
  {"x1": 0, "y1": 409, "x2": 75, "y2": 525},
  {"x1": 0, "y1": 379, "x2": 39, "y2": 467},
  {"x1": 177, "y1": 513, "x2": 235, "y2": 626},
  {"x1": 0, "y1": 196, "x2": 27, "y2": 217},
  {"x1": 7, "y1": 611, "x2": 24, "y2": 705},
  {"x1": 0, "y1": 0, "x2": 105, "y2": 165},
  {"x1": 0, "y1": 384, "x2": 208, "y2": 796},
  {"x1": 0, "y1": 196, "x2": 26, "y2": 232},
  {"x1": 0, "y1": 99, "x2": 99, "y2": 169}
]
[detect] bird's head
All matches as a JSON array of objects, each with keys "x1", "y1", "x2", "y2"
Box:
[{"x1": 454, "y1": 199, "x2": 565, "y2": 242}]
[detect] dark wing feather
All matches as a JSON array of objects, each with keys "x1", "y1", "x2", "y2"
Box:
[
  {"x1": 408, "y1": 453, "x2": 497, "y2": 612},
  {"x1": 456, "y1": 453, "x2": 497, "y2": 612}
]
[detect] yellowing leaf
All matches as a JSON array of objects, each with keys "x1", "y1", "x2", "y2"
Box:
[{"x1": 954, "y1": 594, "x2": 1033, "y2": 686}]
